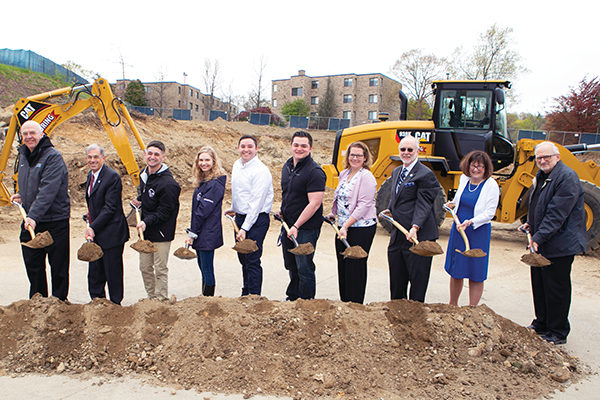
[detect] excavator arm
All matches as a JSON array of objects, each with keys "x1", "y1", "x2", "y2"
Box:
[{"x1": 0, "y1": 77, "x2": 145, "y2": 206}]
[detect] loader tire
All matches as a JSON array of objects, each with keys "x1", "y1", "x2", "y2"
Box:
[
  {"x1": 581, "y1": 180, "x2": 600, "y2": 253},
  {"x1": 375, "y1": 177, "x2": 446, "y2": 234}
]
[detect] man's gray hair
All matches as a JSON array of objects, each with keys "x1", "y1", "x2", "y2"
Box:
[
  {"x1": 534, "y1": 141, "x2": 559, "y2": 155},
  {"x1": 86, "y1": 143, "x2": 105, "y2": 156},
  {"x1": 21, "y1": 120, "x2": 43, "y2": 134},
  {"x1": 399, "y1": 135, "x2": 420, "y2": 149}
]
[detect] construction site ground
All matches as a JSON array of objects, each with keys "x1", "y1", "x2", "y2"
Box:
[{"x1": 0, "y1": 115, "x2": 599, "y2": 399}]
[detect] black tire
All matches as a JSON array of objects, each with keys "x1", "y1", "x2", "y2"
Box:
[
  {"x1": 375, "y1": 177, "x2": 446, "y2": 234},
  {"x1": 581, "y1": 180, "x2": 600, "y2": 253}
]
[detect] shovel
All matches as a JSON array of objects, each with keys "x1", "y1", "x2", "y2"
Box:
[
  {"x1": 322, "y1": 216, "x2": 367, "y2": 259},
  {"x1": 77, "y1": 214, "x2": 104, "y2": 262},
  {"x1": 129, "y1": 201, "x2": 158, "y2": 253},
  {"x1": 173, "y1": 228, "x2": 197, "y2": 260},
  {"x1": 378, "y1": 211, "x2": 443, "y2": 257},
  {"x1": 518, "y1": 227, "x2": 551, "y2": 267},
  {"x1": 224, "y1": 212, "x2": 259, "y2": 254},
  {"x1": 12, "y1": 201, "x2": 54, "y2": 248},
  {"x1": 272, "y1": 214, "x2": 315, "y2": 255},
  {"x1": 443, "y1": 204, "x2": 486, "y2": 258}
]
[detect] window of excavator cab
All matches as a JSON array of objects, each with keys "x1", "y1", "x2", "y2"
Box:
[
  {"x1": 439, "y1": 90, "x2": 492, "y2": 130},
  {"x1": 495, "y1": 102, "x2": 510, "y2": 140}
]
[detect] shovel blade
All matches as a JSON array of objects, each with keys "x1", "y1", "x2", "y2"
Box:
[
  {"x1": 22, "y1": 231, "x2": 54, "y2": 249},
  {"x1": 174, "y1": 247, "x2": 196, "y2": 260},
  {"x1": 288, "y1": 242, "x2": 315, "y2": 255},
  {"x1": 130, "y1": 240, "x2": 158, "y2": 253},
  {"x1": 77, "y1": 242, "x2": 104, "y2": 262},
  {"x1": 232, "y1": 239, "x2": 259, "y2": 254},
  {"x1": 340, "y1": 246, "x2": 368, "y2": 259}
]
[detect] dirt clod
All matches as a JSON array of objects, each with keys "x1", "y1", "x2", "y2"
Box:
[
  {"x1": 340, "y1": 245, "x2": 368, "y2": 259},
  {"x1": 22, "y1": 231, "x2": 54, "y2": 249},
  {"x1": 289, "y1": 242, "x2": 314, "y2": 255},
  {"x1": 232, "y1": 239, "x2": 258, "y2": 254},
  {"x1": 77, "y1": 242, "x2": 104, "y2": 262},
  {"x1": 409, "y1": 241, "x2": 444, "y2": 257},
  {"x1": 130, "y1": 240, "x2": 158, "y2": 253},
  {"x1": 521, "y1": 252, "x2": 552, "y2": 267},
  {"x1": 173, "y1": 247, "x2": 196, "y2": 260}
]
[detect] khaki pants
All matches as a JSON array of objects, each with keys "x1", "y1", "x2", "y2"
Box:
[{"x1": 139, "y1": 241, "x2": 171, "y2": 300}]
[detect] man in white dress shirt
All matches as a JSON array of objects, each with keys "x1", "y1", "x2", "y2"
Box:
[{"x1": 228, "y1": 135, "x2": 274, "y2": 295}]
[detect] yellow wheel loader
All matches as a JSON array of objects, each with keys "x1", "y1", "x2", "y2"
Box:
[
  {"x1": 322, "y1": 80, "x2": 600, "y2": 253},
  {"x1": 0, "y1": 77, "x2": 146, "y2": 205}
]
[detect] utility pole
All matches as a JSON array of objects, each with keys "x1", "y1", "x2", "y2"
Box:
[{"x1": 183, "y1": 72, "x2": 188, "y2": 84}]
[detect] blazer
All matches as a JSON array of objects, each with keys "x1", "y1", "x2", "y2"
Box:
[
  {"x1": 451, "y1": 174, "x2": 499, "y2": 229},
  {"x1": 388, "y1": 161, "x2": 441, "y2": 245},
  {"x1": 190, "y1": 175, "x2": 226, "y2": 251},
  {"x1": 86, "y1": 164, "x2": 129, "y2": 249},
  {"x1": 331, "y1": 168, "x2": 377, "y2": 222}
]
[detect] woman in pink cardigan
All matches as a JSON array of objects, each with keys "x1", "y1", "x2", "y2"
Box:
[{"x1": 326, "y1": 142, "x2": 377, "y2": 304}]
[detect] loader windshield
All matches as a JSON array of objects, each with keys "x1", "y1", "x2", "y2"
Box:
[{"x1": 438, "y1": 90, "x2": 492, "y2": 130}]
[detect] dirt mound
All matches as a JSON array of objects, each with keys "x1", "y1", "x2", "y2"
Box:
[{"x1": 0, "y1": 295, "x2": 583, "y2": 399}]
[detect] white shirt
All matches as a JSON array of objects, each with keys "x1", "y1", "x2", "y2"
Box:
[
  {"x1": 88, "y1": 166, "x2": 103, "y2": 196},
  {"x1": 231, "y1": 155, "x2": 274, "y2": 231}
]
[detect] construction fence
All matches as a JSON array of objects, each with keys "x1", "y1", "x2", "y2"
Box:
[
  {"x1": 0, "y1": 49, "x2": 87, "y2": 84},
  {"x1": 512, "y1": 129, "x2": 600, "y2": 149}
]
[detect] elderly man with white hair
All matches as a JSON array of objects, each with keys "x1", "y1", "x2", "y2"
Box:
[
  {"x1": 10, "y1": 120, "x2": 70, "y2": 301},
  {"x1": 520, "y1": 141, "x2": 586, "y2": 345},
  {"x1": 382, "y1": 135, "x2": 443, "y2": 302}
]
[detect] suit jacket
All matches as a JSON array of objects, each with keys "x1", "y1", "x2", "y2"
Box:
[
  {"x1": 86, "y1": 165, "x2": 130, "y2": 250},
  {"x1": 388, "y1": 161, "x2": 441, "y2": 247}
]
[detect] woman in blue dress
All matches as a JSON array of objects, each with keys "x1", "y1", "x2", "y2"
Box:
[{"x1": 444, "y1": 151, "x2": 499, "y2": 306}]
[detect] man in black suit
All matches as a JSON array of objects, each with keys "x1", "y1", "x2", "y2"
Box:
[
  {"x1": 84, "y1": 144, "x2": 130, "y2": 305},
  {"x1": 383, "y1": 135, "x2": 442, "y2": 302}
]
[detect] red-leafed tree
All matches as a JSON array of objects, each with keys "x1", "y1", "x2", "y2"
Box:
[{"x1": 544, "y1": 77, "x2": 600, "y2": 133}]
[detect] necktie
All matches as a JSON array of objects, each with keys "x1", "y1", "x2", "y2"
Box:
[
  {"x1": 88, "y1": 173, "x2": 95, "y2": 196},
  {"x1": 396, "y1": 168, "x2": 408, "y2": 193}
]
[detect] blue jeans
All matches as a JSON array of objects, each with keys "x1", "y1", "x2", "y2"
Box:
[
  {"x1": 235, "y1": 213, "x2": 269, "y2": 295},
  {"x1": 281, "y1": 227, "x2": 321, "y2": 300},
  {"x1": 196, "y1": 250, "x2": 215, "y2": 286}
]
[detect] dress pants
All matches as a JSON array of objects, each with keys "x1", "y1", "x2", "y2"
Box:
[
  {"x1": 20, "y1": 219, "x2": 70, "y2": 301},
  {"x1": 88, "y1": 243, "x2": 125, "y2": 305},
  {"x1": 335, "y1": 225, "x2": 376, "y2": 304},
  {"x1": 235, "y1": 213, "x2": 270, "y2": 296},
  {"x1": 530, "y1": 255, "x2": 573, "y2": 339},
  {"x1": 139, "y1": 241, "x2": 171, "y2": 300},
  {"x1": 281, "y1": 227, "x2": 320, "y2": 300},
  {"x1": 388, "y1": 242, "x2": 432, "y2": 302}
]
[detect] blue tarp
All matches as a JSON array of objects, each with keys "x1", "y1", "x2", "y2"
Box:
[
  {"x1": 289, "y1": 116, "x2": 309, "y2": 129},
  {"x1": 130, "y1": 106, "x2": 154, "y2": 116},
  {"x1": 249, "y1": 113, "x2": 270, "y2": 126},
  {"x1": 0, "y1": 48, "x2": 87, "y2": 84},
  {"x1": 209, "y1": 110, "x2": 227, "y2": 121},
  {"x1": 172, "y1": 109, "x2": 191, "y2": 120},
  {"x1": 328, "y1": 118, "x2": 350, "y2": 131},
  {"x1": 518, "y1": 130, "x2": 547, "y2": 141}
]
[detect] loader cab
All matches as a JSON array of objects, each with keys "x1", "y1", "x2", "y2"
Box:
[{"x1": 432, "y1": 80, "x2": 515, "y2": 172}]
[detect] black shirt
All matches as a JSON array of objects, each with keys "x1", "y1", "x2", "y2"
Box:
[{"x1": 281, "y1": 154, "x2": 326, "y2": 230}]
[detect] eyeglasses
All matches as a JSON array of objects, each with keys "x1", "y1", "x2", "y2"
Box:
[
  {"x1": 535, "y1": 154, "x2": 557, "y2": 161},
  {"x1": 399, "y1": 147, "x2": 415, "y2": 153},
  {"x1": 470, "y1": 164, "x2": 484, "y2": 170},
  {"x1": 348, "y1": 153, "x2": 364, "y2": 158}
]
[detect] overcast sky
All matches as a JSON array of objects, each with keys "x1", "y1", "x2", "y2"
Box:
[{"x1": 3, "y1": 0, "x2": 598, "y2": 114}]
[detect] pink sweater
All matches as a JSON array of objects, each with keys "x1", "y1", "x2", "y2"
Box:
[{"x1": 331, "y1": 168, "x2": 377, "y2": 222}]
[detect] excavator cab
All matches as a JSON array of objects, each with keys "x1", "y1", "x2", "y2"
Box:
[{"x1": 432, "y1": 81, "x2": 515, "y2": 172}]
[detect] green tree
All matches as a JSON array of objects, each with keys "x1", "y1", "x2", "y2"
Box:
[
  {"x1": 318, "y1": 78, "x2": 336, "y2": 117},
  {"x1": 281, "y1": 99, "x2": 310, "y2": 117},
  {"x1": 407, "y1": 98, "x2": 433, "y2": 120},
  {"x1": 124, "y1": 79, "x2": 148, "y2": 106}
]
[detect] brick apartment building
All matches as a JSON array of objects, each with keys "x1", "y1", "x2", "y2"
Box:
[
  {"x1": 114, "y1": 79, "x2": 237, "y2": 120},
  {"x1": 271, "y1": 70, "x2": 403, "y2": 125}
]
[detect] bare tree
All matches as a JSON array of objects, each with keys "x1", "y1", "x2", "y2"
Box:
[
  {"x1": 148, "y1": 69, "x2": 169, "y2": 117},
  {"x1": 221, "y1": 82, "x2": 240, "y2": 120},
  {"x1": 249, "y1": 56, "x2": 267, "y2": 109},
  {"x1": 116, "y1": 52, "x2": 132, "y2": 80},
  {"x1": 317, "y1": 78, "x2": 336, "y2": 117},
  {"x1": 203, "y1": 59, "x2": 220, "y2": 111}
]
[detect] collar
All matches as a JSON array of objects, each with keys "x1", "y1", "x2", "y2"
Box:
[
  {"x1": 241, "y1": 155, "x2": 259, "y2": 168},
  {"x1": 403, "y1": 158, "x2": 418, "y2": 173}
]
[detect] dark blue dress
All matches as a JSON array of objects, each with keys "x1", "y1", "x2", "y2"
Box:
[{"x1": 444, "y1": 181, "x2": 491, "y2": 282}]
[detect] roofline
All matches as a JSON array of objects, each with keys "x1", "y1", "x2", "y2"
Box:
[{"x1": 272, "y1": 72, "x2": 400, "y2": 84}]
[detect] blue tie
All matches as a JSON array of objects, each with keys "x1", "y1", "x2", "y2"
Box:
[{"x1": 396, "y1": 168, "x2": 408, "y2": 193}]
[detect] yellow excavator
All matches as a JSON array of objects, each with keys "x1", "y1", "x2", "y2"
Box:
[
  {"x1": 322, "y1": 80, "x2": 600, "y2": 253},
  {"x1": 0, "y1": 77, "x2": 145, "y2": 205}
]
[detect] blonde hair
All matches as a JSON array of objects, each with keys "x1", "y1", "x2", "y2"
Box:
[
  {"x1": 192, "y1": 145, "x2": 226, "y2": 186},
  {"x1": 343, "y1": 141, "x2": 373, "y2": 170}
]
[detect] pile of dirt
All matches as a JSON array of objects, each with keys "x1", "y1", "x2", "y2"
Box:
[{"x1": 0, "y1": 295, "x2": 584, "y2": 399}]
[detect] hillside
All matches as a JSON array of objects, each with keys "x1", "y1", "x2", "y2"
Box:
[{"x1": 0, "y1": 64, "x2": 70, "y2": 108}]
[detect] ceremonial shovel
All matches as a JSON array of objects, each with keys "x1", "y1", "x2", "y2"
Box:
[
  {"x1": 272, "y1": 214, "x2": 314, "y2": 255},
  {"x1": 378, "y1": 211, "x2": 443, "y2": 257},
  {"x1": 173, "y1": 228, "x2": 197, "y2": 260},
  {"x1": 12, "y1": 201, "x2": 53, "y2": 248},
  {"x1": 322, "y1": 216, "x2": 367, "y2": 259},
  {"x1": 443, "y1": 204, "x2": 486, "y2": 258},
  {"x1": 77, "y1": 214, "x2": 103, "y2": 262},
  {"x1": 224, "y1": 212, "x2": 259, "y2": 254},
  {"x1": 518, "y1": 227, "x2": 551, "y2": 267},
  {"x1": 129, "y1": 202, "x2": 158, "y2": 253}
]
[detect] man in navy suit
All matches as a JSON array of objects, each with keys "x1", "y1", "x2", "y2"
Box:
[
  {"x1": 84, "y1": 144, "x2": 130, "y2": 305},
  {"x1": 383, "y1": 135, "x2": 442, "y2": 302}
]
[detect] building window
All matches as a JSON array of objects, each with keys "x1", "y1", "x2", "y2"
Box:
[
  {"x1": 178, "y1": 100, "x2": 181, "y2": 107},
  {"x1": 311, "y1": 96, "x2": 319, "y2": 105},
  {"x1": 292, "y1": 87, "x2": 303, "y2": 96},
  {"x1": 369, "y1": 94, "x2": 378, "y2": 103},
  {"x1": 344, "y1": 78, "x2": 352, "y2": 87},
  {"x1": 195, "y1": 104, "x2": 199, "y2": 111},
  {"x1": 369, "y1": 78, "x2": 379, "y2": 86},
  {"x1": 368, "y1": 111, "x2": 377, "y2": 120},
  {"x1": 343, "y1": 94, "x2": 352, "y2": 103},
  {"x1": 196, "y1": 92, "x2": 199, "y2": 98},
  {"x1": 178, "y1": 87, "x2": 181, "y2": 94},
  {"x1": 273, "y1": 84, "x2": 278, "y2": 93},
  {"x1": 311, "y1": 80, "x2": 319, "y2": 89},
  {"x1": 343, "y1": 111, "x2": 351, "y2": 119},
  {"x1": 120, "y1": 83, "x2": 125, "y2": 90},
  {"x1": 190, "y1": 103, "x2": 193, "y2": 110},
  {"x1": 145, "y1": 86, "x2": 151, "y2": 94},
  {"x1": 273, "y1": 99, "x2": 277, "y2": 107}
]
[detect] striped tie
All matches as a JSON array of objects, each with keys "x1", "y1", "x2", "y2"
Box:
[{"x1": 396, "y1": 168, "x2": 408, "y2": 193}]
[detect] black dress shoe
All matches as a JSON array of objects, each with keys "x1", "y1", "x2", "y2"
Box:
[
  {"x1": 527, "y1": 324, "x2": 548, "y2": 336},
  {"x1": 542, "y1": 333, "x2": 567, "y2": 345}
]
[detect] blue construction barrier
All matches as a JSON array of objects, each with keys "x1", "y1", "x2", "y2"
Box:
[
  {"x1": 249, "y1": 113, "x2": 270, "y2": 126},
  {"x1": 328, "y1": 118, "x2": 351, "y2": 131},
  {"x1": 289, "y1": 116, "x2": 309, "y2": 129},
  {"x1": 0, "y1": 48, "x2": 87, "y2": 84},
  {"x1": 172, "y1": 109, "x2": 191, "y2": 120},
  {"x1": 580, "y1": 134, "x2": 600, "y2": 150},
  {"x1": 209, "y1": 110, "x2": 227, "y2": 121},
  {"x1": 129, "y1": 106, "x2": 154, "y2": 116},
  {"x1": 518, "y1": 130, "x2": 547, "y2": 141}
]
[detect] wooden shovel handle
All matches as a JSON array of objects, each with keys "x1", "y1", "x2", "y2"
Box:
[
  {"x1": 378, "y1": 212, "x2": 419, "y2": 245},
  {"x1": 13, "y1": 201, "x2": 36, "y2": 239},
  {"x1": 134, "y1": 207, "x2": 145, "y2": 241},
  {"x1": 322, "y1": 217, "x2": 351, "y2": 248},
  {"x1": 273, "y1": 214, "x2": 300, "y2": 247},
  {"x1": 225, "y1": 214, "x2": 240, "y2": 234},
  {"x1": 444, "y1": 206, "x2": 471, "y2": 251}
]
